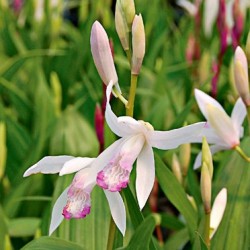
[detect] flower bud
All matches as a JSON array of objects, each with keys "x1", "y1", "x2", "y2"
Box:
[
  {"x1": 131, "y1": 14, "x2": 145, "y2": 75},
  {"x1": 210, "y1": 188, "x2": 227, "y2": 239},
  {"x1": 0, "y1": 122, "x2": 7, "y2": 180},
  {"x1": 115, "y1": 0, "x2": 129, "y2": 51},
  {"x1": 171, "y1": 154, "x2": 182, "y2": 184},
  {"x1": 202, "y1": 137, "x2": 213, "y2": 178},
  {"x1": 90, "y1": 21, "x2": 121, "y2": 95},
  {"x1": 179, "y1": 143, "x2": 191, "y2": 177},
  {"x1": 187, "y1": 195, "x2": 197, "y2": 211},
  {"x1": 246, "y1": 31, "x2": 250, "y2": 63},
  {"x1": 234, "y1": 46, "x2": 250, "y2": 106},
  {"x1": 121, "y1": 0, "x2": 135, "y2": 29},
  {"x1": 201, "y1": 162, "x2": 211, "y2": 214}
]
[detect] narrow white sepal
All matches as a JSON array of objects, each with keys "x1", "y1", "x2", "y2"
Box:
[
  {"x1": 104, "y1": 190, "x2": 126, "y2": 236},
  {"x1": 23, "y1": 156, "x2": 74, "y2": 177},
  {"x1": 136, "y1": 144, "x2": 155, "y2": 210},
  {"x1": 49, "y1": 187, "x2": 69, "y2": 235}
]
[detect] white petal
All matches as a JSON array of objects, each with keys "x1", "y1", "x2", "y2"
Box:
[
  {"x1": 203, "y1": 0, "x2": 219, "y2": 37},
  {"x1": 105, "y1": 82, "x2": 142, "y2": 137},
  {"x1": 193, "y1": 145, "x2": 225, "y2": 170},
  {"x1": 231, "y1": 98, "x2": 247, "y2": 135},
  {"x1": 104, "y1": 190, "x2": 126, "y2": 236},
  {"x1": 49, "y1": 187, "x2": 69, "y2": 235},
  {"x1": 177, "y1": 0, "x2": 197, "y2": 16},
  {"x1": 195, "y1": 89, "x2": 225, "y2": 120},
  {"x1": 210, "y1": 188, "x2": 227, "y2": 239},
  {"x1": 148, "y1": 122, "x2": 207, "y2": 150},
  {"x1": 136, "y1": 144, "x2": 155, "y2": 210},
  {"x1": 59, "y1": 157, "x2": 95, "y2": 176},
  {"x1": 23, "y1": 156, "x2": 74, "y2": 177}
]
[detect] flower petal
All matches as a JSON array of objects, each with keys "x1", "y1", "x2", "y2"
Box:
[
  {"x1": 177, "y1": 0, "x2": 197, "y2": 16},
  {"x1": 23, "y1": 156, "x2": 74, "y2": 177},
  {"x1": 105, "y1": 82, "x2": 142, "y2": 137},
  {"x1": 193, "y1": 145, "x2": 225, "y2": 170},
  {"x1": 210, "y1": 188, "x2": 227, "y2": 239},
  {"x1": 148, "y1": 122, "x2": 207, "y2": 150},
  {"x1": 49, "y1": 187, "x2": 69, "y2": 235},
  {"x1": 59, "y1": 157, "x2": 95, "y2": 176},
  {"x1": 136, "y1": 143, "x2": 155, "y2": 210},
  {"x1": 104, "y1": 190, "x2": 126, "y2": 236},
  {"x1": 195, "y1": 89, "x2": 225, "y2": 120},
  {"x1": 231, "y1": 98, "x2": 247, "y2": 135}
]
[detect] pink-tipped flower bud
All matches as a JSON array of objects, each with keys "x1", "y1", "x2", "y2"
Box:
[
  {"x1": 131, "y1": 14, "x2": 145, "y2": 75},
  {"x1": 234, "y1": 46, "x2": 250, "y2": 106},
  {"x1": 90, "y1": 21, "x2": 121, "y2": 95}
]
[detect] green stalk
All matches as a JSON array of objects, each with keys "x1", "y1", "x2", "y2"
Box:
[
  {"x1": 234, "y1": 146, "x2": 250, "y2": 162},
  {"x1": 106, "y1": 218, "x2": 116, "y2": 250},
  {"x1": 126, "y1": 74, "x2": 138, "y2": 117},
  {"x1": 204, "y1": 212, "x2": 211, "y2": 249},
  {"x1": 247, "y1": 106, "x2": 250, "y2": 135}
]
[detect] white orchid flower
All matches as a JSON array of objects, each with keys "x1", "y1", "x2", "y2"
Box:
[
  {"x1": 96, "y1": 82, "x2": 208, "y2": 209},
  {"x1": 23, "y1": 156, "x2": 126, "y2": 236},
  {"x1": 210, "y1": 188, "x2": 227, "y2": 239},
  {"x1": 193, "y1": 89, "x2": 247, "y2": 169}
]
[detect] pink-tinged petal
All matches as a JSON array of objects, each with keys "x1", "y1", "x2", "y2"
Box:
[
  {"x1": 193, "y1": 145, "x2": 225, "y2": 170},
  {"x1": 210, "y1": 188, "x2": 227, "y2": 239},
  {"x1": 231, "y1": 98, "x2": 247, "y2": 135},
  {"x1": 148, "y1": 122, "x2": 207, "y2": 150},
  {"x1": 63, "y1": 168, "x2": 95, "y2": 219},
  {"x1": 97, "y1": 135, "x2": 145, "y2": 192},
  {"x1": 194, "y1": 89, "x2": 225, "y2": 120},
  {"x1": 105, "y1": 82, "x2": 141, "y2": 137},
  {"x1": 90, "y1": 21, "x2": 120, "y2": 93},
  {"x1": 104, "y1": 190, "x2": 126, "y2": 236},
  {"x1": 49, "y1": 187, "x2": 69, "y2": 235},
  {"x1": 206, "y1": 105, "x2": 239, "y2": 147},
  {"x1": 136, "y1": 144, "x2": 155, "y2": 210},
  {"x1": 59, "y1": 157, "x2": 95, "y2": 176},
  {"x1": 23, "y1": 156, "x2": 74, "y2": 177}
]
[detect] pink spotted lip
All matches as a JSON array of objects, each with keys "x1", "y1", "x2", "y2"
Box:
[{"x1": 63, "y1": 205, "x2": 91, "y2": 219}]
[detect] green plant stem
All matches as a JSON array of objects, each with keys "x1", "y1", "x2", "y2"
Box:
[
  {"x1": 106, "y1": 217, "x2": 116, "y2": 250},
  {"x1": 247, "y1": 106, "x2": 250, "y2": 135},
  {"x1": 204, "y1": 211, "x2": 211, "y2": 249},
  {"x1": 125, "y1": 49, "x2": 131, "y2": 67},
  {"x1": 234, "y1": 146, "x2": 250, "y2": 162},
  {"x1": 126, "y1": 74, "x2": 138, "y2": 117}
]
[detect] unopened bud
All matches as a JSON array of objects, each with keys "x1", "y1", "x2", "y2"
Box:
[
  {"x1": 115, "y1": 0, "x2": 130, "y2": 51},
  {"x1": 234, "y1": 46, "x2": 250, "y2": 106},
  {"x1": 171, "y1": 154, "x2": 182, "y2": 184},
  {"x1": 187, "y1": 195, "x2": 197, "y2": 211},
  {"x1": 210, "y1": 188, "x2": 227, "y2": 239},
  {"x1": 121, "y1": 0, "x2": 135, "y2": 29},
  {"x1": 131, "y1": 14, "x2": 145, "y2": 75},
  {"x1": 179, "y1": 143, "x2": 191, "y2": 177},
  {"x1": 201, "y1": 162, "x2": 211, "y2": 214},
  {"x1": 246, "y1": 31, "x2": 250, "y2": 63},
  {"x1": 0, "y1": 122, "x2": 7, "y2": 180},
  {"x1": 90, "y1": 21, "x2": 121, "y2": 95},
  {"x1": 202, "y1": 137, "x2": 213, "y2": 178}
]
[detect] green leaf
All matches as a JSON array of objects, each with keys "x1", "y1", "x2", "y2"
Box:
[
  {"x1": 160, "y1": 213, "x2": 185, "y2": 230},
  {"x1": 8, "y1": 218, "x2": 41, "y2": 237},
  {"x1": 0, "y1": 205, "x2": 10, "y2": 250},
  {"x1": 164, "y1": 228, "x2": 189, "y2": 250},
  {"x1": 155, "y1": 154, "x2": 197, "y2": 240},
  {"x1": 21, "y1": 236, "x2": 84, "y2": 250},
  {"x1": 124, "y1": 215, "x2": 158, "y2": 250}
]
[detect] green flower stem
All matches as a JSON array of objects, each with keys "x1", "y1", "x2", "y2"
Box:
[
  {"x1": 125, "y1": 49, "x2": 132, "y2": 67},
  {"x1": 112, "y1": 88, "x2": 128, "y2": 106},
  {"x1": 247, "y1": 106, "x2": 250, "y2": 135},
  {"x1": 126, "y1": 74, "x2": 138, "y2": 117},
  {"x1": 106, "y1": 217, "x2": 116, "y2": 250},
  {"x1": 234, "y1": 146, "x2": 250, "y2": 162},
  {"x1": 204, "y1": 212, "x2": 211, "y2": 249}
]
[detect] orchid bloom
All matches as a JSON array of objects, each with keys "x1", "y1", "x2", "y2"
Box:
[
  {"x1": 23, "y1": 156, "x2": 126, "y2": 235},
  {"x1": 210, "y1": 188, "x2": 227, "y2": 239},
  {"x1": 96, "y1": 82, "x2": 208, "y2": 209},
  {"x1": 193, "y1": 89, "x2": 247, "y2": 169}
]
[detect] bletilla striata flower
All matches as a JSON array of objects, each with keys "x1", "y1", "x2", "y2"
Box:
[
  {"x1": 96, "y1": 82, "x2": 208, "y2": 209},
  {"x1": 23, "y1": 156, "x2": 126, "y2": 235},
  {"x1": 193, "y1": 89, "x2": 247, "y2": 169}
]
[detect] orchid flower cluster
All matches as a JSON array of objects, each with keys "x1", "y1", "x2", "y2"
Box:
[{"x1": 23, "y1": 0, "x2": 250, "y2": 247}]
